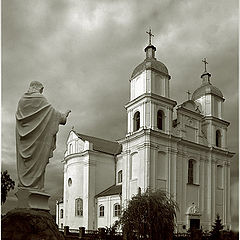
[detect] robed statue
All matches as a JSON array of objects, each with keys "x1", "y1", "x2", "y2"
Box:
[{"x1": 16, "y1": 81, "x2": 71, "y2": 190}]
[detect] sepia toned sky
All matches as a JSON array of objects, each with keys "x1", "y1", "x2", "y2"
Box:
[{"x1": 2, "y1": 0, "x2": 238, "y2": 230}]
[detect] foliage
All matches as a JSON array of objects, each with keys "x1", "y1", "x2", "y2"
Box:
[
  {"x1": 118, "y1": 189, "x2": 178, "y2": 240},
  {"x1": 210, "y1": 214, "x2": 224, "y2": 240},
  {"x1": 1, "y1": 170, "x2": 15, "y2": 205}
]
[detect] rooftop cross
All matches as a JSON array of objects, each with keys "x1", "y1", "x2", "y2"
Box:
[
  {"x1": 186, "y1": 90, "x2": 191, "y2": 100},
  {"x1": 146, "y1": 28, "x2": 154, "y2": 45},
  {"x1": 202, "y1": 58, "x2": 208, "y2": 72}
]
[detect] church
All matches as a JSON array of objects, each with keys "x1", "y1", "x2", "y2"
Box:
[{"x1": 56, "y1": 32, "x2": 234, "y2": 233}]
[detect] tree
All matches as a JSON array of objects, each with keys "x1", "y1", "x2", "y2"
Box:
[
  {"x1": 210, "y1": 214, "x2": 224, "y2": 240},
  {"x1": 1, "y1": 170, "x2": 15, "y2": 205},
  {"x1": 118, "y1": 189, "x2": 178, "y2": 240}
]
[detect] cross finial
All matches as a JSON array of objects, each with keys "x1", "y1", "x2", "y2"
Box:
[
  {"x1": 202, "y1": 58, "x2": 208, "y2": 72},
  {"x1": 146, "y1": 28, "x2": 154, "y2": 45},
  {"x1": 186, "y1": 90, "x2": 191, "y2": 100}
]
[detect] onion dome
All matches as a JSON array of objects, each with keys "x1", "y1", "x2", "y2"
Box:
[
  {"x1": 131, "y1": 44, "x2": 170, "y2": 79},
  {"x1": 192, "y1": 62, "x2": 223, "y2": 100}
]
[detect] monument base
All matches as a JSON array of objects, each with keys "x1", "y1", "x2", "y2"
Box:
[
  {"x1": 1, "y1": 208, "x2": 64, "y2": 240},
  {"x1": 15, "y1": 188, "x2": 50, "y2": 211}
]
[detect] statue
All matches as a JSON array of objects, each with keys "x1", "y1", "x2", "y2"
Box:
[{"x1": 16, "y1": 81, "x2": 71, "y2": 190}]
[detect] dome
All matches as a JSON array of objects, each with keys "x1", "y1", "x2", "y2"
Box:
[
  {"x1": 192, "y1": 82, "x2": 223, "y2": 100},
  {"x1": 131, "y1": 44, "x2": 170, "y2": 79},
  {"x1": 131, "y1": 58, "x2": 169, "y2": 79}
]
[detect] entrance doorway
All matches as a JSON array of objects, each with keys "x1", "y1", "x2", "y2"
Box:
[{"x1": 190, "y1": 219, "x2": 200, "y2": 229}]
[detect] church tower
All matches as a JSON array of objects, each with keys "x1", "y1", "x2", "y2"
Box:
[
  {"x1": 192, "y1": 59, "x2": 229, "y2": 149},
  {"x1": 120, "y1": 29, "x2": 177, "y2": 205},
  {"x1": 126, "y1": 29, "x2": 176, "y2": 134}
]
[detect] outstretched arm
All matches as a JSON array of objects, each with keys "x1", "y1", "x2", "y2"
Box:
[{"x1": 59, "y1": 110, "x2": 71, "y2": 125}]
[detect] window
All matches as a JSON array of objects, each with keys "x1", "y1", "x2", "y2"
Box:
[
  {"x1": 134, "y1": 111, "x2": 140, "y2": 131},
  {"x1": 61, "y1": 223, "x2": 63, "y2": 229},
  {"x1": 118, "y1": 170, "x2": 122, "y2": 183},
  {"x1": 216, "y1": 130, "x2": 221, "y2": 147},
  {"x1": 75, "y1": 198, "x2": 83, "y2": 216},
  {"x1": 99, "y1": 205, "x2": 104, "y2": 217},
  {"x1": 114, "y1": 204, "x2": 121, "y2": 217},
  {"x1": 157, "y1": 110, "x2": 164, "y2": 130},
  {"x1": 188, "y1": 160, "x2": 194, "y2": 184},
  {"x1": 68, "y1": 178, "x2": 72, "y2": 187},
  {"x1": 60, "y1": 209, "x2": 63, "y2": 218}
]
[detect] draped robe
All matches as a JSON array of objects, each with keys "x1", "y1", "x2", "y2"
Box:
[{"x1": 16, "y1": 92, "x2": 66, "y2": 190}]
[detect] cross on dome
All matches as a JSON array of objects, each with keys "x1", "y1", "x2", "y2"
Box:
[
  {"x1": 186, "y1": 90, "x2": 191, "y2": 100},
  {"x1": 146, "y1": 28, "x2": 154, "y2": 45},
  {"x1": 202, "y1": 58, "x2": 208, "y2": 72}
]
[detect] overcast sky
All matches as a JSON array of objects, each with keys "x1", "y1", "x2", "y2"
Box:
[{"x1": 2, "y1": 0, "x2": 238, "y2": 231}]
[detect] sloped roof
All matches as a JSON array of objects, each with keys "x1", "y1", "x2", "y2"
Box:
[
  {"x1": 96, "y1": 184, "x2": 122, "y2": 198},
  {"x1": 178, "y1": 100, "x2": 202, "y2": 114},
  {"x1": 192, "y1": 82, "x2": 223, "y2": 100},
  {"x1": 131, "y1": 58, "x2": 169, "y2": 79},
  {"x1": 75, "y1": 132, "x2": 122, "y2": 155}
]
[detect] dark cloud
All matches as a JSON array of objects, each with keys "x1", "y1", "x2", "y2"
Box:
[{"x1": 2, "y1": 0, "x2": 238, "y2": 229}]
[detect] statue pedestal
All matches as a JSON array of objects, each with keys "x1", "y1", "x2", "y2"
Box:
[
  {"x1": 15, "y1": 188, "x2": 50, "y2": 211},
  {"x1": 2, "y1": 209, "x2": 64, "y2": 240}
]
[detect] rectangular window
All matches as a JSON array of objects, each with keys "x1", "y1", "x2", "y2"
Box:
[
  {"x1": 188, "y1": 160, "x2": 194, "y2": 184},
  {"x1": 99, "y1": 205, "x2": 104, "y2": 217},
  {"x1": 118, "y1": 170, "x2": 122, "y2": 183},
  {"x1": 114, "y1": 204, "x2": 121, "y2": 217},
  {"x1": 75, "y1": 198, "x2": 83, "y2": 216}
]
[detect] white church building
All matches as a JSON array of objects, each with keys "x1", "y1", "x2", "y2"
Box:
[{"x1": 56, "y1": 35, "x2": 234, "y2": 233}]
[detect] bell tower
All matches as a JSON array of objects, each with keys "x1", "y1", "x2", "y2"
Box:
[
  {"x1": 126, "y1": 29, "x2": 177, "y2": 135},
  {"x1": 192, "y1": 58, "x2": 229, "y2": 149}
]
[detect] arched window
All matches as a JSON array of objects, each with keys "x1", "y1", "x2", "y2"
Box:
[
  {"x1": 134, "y1": 111, "x2": 140, "y2": 131},
  {"x1": 157, "y1": 110, "x2": 164, "y2": 130},
  {"x1": 99, "y1": 205, "x2": 104, "y2": 217},
  {"x1": 188, "y1": 160, "x2": 194, "y2": 184},
  {"x1": 75, "y1": 198, "x2": 83, "y2": 216},
  {"x1": 60, "y1": 209, "x2": 63, "y2": 218},
  {"x1": 118, "y1": 170, "x2": 122, "y2": 183},
  {"x1": 216, "y1": 130, "x2": 221, "y2": 147},
  {"x1": 114, "y1": 204, "x2": 121, "y2": 217}
]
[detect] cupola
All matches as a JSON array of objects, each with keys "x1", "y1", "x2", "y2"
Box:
[
  {"x1": 129, "y1": 28, "x2": 171, "y2": 101},
  {"x1": 192, "y1": 58, "x2": 224, "y2": 118}
]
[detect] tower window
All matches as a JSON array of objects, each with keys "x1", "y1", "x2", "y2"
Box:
[
  {"x1": 118, "y1": 170, "x2": 122, "y2": 183},
  {"x1": 114, "y1": 204, "x2": 121, "y2": 217},
  {"x1": 188, "y1": 160, "x2": 194, "y2": 184},
  {"x1": 99, "y1": 205, "x2": 104, "y2": 217},
  {"x1": 216, "y1": 130, "x2": 221, "y2": 147},
  {"x1": 75, "y1": 198, "x2": 83, "y2": 216},
  {"x1": 157, "y1": 110, "x2": 164, "y2": 130},
  {"x1": 134, "y1": 111, "x2": 140, "y2": 131},
  {"x1": 60, "y1": 209, "x2": 63, "y2": 218}
]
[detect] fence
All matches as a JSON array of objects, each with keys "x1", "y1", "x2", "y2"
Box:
[{"x1": 61, "y1": 226, "x2": 238, "y2": 240}]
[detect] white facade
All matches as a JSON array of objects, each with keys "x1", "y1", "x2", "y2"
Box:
[{"x1": 56, "y1": 42, "x2": 234, "y2": 232}]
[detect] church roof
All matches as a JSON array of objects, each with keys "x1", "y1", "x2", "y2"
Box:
[
  {"x1": 192, "y1": 82, "x2": 223, "y2": 100},
  {"x1": 96, "y1": 184, "x2": 122, "y2": 198},
  {"x1": 75, "y1": 132, "x2": 122, "y2": 155},
  {"x1": 131, "y1": 58, "x2": 169, "y2": 79}
]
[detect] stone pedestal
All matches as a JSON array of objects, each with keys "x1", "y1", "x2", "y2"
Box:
[
  {"x1": 1, "y1": 209, "x2": 64, "y2": 240},
  {"x1": 15, "y1": 188, "x2": 50, "y2": 211}
]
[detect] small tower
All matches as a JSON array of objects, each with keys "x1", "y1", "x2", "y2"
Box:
[
  {"x1": 126, "y1": 29, "x2": 176, "y2": 134},
  {"x1": 192, "y1": 58, "x2": 229, "y2": 149}
]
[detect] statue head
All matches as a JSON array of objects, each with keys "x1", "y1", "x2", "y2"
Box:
[{"x1": 28, "y1": 81, "x2": 44, "y2": 94}]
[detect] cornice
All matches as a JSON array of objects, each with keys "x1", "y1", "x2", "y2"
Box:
[{"x1": 125, "y1": 93, "x2": 177, "y2": 109}]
